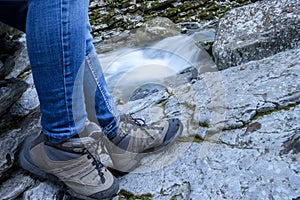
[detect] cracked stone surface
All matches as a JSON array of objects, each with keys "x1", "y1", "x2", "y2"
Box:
[
  {"x1": 22, "y1": 181, "x2": 68, "y2": 200},
  {"x1": 111, "y1": 47, "x2": 300, "y2": 199},
  {"x1": 10, "y1": 74, "x2": 40, "y2": 117},
  {"x1": 212, "y1": 0, "x2": 300, "y2": 70},
  {"x1": 127, "y1": 48, "x2": 300, "y2": 140},
  {"x1": 0, "y1": 78, "x2": 28, "y2": 117},
  {"x1": 0, "y1": 170, "x2": 35, "y2": 200},
  {"x1": 116, "y1": 105, "x2": 300, "y2": 199},
  {"x1": 0, "y1": 111, "x2": 41, "y2": 178}
]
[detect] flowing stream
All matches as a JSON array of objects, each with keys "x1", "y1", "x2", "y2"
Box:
[{"x1": 98, "y1": 32, "x2": 216, "y2": 102}]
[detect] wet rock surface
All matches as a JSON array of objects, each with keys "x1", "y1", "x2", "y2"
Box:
[
  {"x1": 0, "y1": 0, "x2": 299, "y2": 199},
  {"x1": 213, "y1": 0, "x2": 300, "y2": 70}
]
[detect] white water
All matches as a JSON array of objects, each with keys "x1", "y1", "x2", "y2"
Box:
[{"x1": 98, "y1": 33, "x2": 216, "y2": 101}]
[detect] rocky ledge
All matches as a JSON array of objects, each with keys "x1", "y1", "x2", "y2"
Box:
[{"x1": 0, "y1": 0, "x2": 299, "y2": 199}]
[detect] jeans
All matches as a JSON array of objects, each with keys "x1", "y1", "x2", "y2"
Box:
[{"x1": 0, "y1": 0, "x2": 119, "y2": 142}]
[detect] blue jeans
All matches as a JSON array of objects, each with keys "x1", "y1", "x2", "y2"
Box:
[{"x1": 0, "y1": 0, "x2": 119, "y2": 142}]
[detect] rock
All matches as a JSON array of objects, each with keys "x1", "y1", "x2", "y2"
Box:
[
  {"x1": 95, "y1": 17, "x2": 182, "y2": 54},
  {"x1": 22, "y1": 181, "x2": 70, "y2": 200},
  {"x1": 6, "y1": 45, "x2": 30, "y2": 79},
  {"x1": 0, "y1": 22, "x2": 23, "y2": 38},
  {"x1": 0, "y1": 60, "x2": 3, "y2": 74},
  {"x1": 0, "y1": 56, "x2": 15, "y2": 79},
  {"x1": 114, "y1": 47, "x2": 299, "y2": 172},
  {"x1": 0, "y1": 129, "x2": 20, "y2": 177},
  {"x1": 281, "y1": 133, "x2": 300, "y2": 155},
  {"x1": 0, "y1": 32, "x2": 22, "y2": 56},
  {"x1": 0, "y1": 110, "x2": 41, "y2": 178},
  {"x1": 129, "y1": 83, "x2": 166, "y2": 101},
  {"x1": 135, "y1": 17, "x2": 181, "y2": 44},
  {"x1": 0, "y1": 31, "x2": 23, "y2": 78},
  {"x1": 0, "y1": 170, "x2": 35, "y2": 200},
  {"x1": 94, "y1": 30, "x2": 136, "y2": 54},
  {"x1": 119, "y1": 88, "x2": 170, "y2": 119},
  {"x1": 153, "y1": 181, "x2": 191, "y2": 200},
  {"x1": 89, "y1": 0, "x2": 260, "y2": 41},
  {"x1": 117, "y1": 105, "x2": 300, "y2": 199},
  {"x1": 115, "y1": 51, "x2": 297, "y2": 139},
  {"x1": 0, "y1": 111, "x2": 20, "y2": 134},
  {"x1": 190, "y1": 48, "x2": 300, "y2": 132},
  {"x1": 192, "y1": 28, "x2": 216, "y2": 56},
  {"x1": 10, "y1": 74, "x2": 40, "y2": 117},
  {"x1": 213, "y1": 0, "x2": 300, "y2": 70},
  {"x1": 0, "y1": 78, "x2": 28, "y2": 116},
  {"x1": 245, "y1": 121, "x2": 262, "y2": 133}
]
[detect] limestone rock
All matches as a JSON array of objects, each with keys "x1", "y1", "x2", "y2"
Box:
[
  {"x1": 0, "y1": 170, "x2": 35, "y2": 200},
  {"x1": 95, "y1": 17, "x2": 182, "y2": 54},
  {"x1": 212, "y1": 0, "x2": 300, "y2": 70},
  {"x1": 135, "y1": 17, "x2": 181, "y2": 44},
  {"x1": 10, "y1": 74, "x2": 40, "y2": 117},
  {"x1": 0, "y1": 111, "x2": 41, "y2": 178},
  {"x1": 117, "y1": 105, "x2": 300, "y2": 199},
  {"x1": 22, "y1": 181, "x2": 70, "y2": 200},
  {"x1": 0, "y1": 78, "x2": 28, "y2": 116},
  {"x1": 6, "y1": 45, "x2": 30, "y2": 79},
  {"x1": 190, "y1": 48, "x2": 300, "y2": 133},
  {"x1": 117, "y1": 47, "x2": 299, "y2": 139},
  {"x1": 89, "y1": 0, "x2": 260, "y2": 41},
  {"x1": 0, "y1": 129, "x2": 20, "y2": 177},
  {"x1": 0, "y1": 112, "x2": 19, "y2": 134},
  {"x1": 0, "y1": 31, "x2": 23, "y2": 78}
]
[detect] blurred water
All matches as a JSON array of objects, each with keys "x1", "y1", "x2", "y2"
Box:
[{"x1": 98, "y1": 33, "x2": 216, "y2": 101}]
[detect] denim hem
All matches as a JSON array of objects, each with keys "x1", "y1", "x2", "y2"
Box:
[{"x1": 102, "y1": 120, "x2": 118, "y2": 139}]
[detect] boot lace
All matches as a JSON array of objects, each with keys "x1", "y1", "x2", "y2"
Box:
[
  {"x1": 123, "y1": 113, "x2": 146, "y2": 127},
  {"x1": 84, "y1": 148, "x2": 105, "y2": 183},
  {"x1": 46, "y1": 138, "x2": 105, "y2": 183}
]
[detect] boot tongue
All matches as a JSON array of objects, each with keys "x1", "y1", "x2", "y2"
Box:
[{"x1": 78, "y1": 120, "x2": 103, "y2": 140}]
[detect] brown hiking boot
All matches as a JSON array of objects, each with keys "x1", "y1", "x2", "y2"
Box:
[
  {"x1": 19, "y1": 122, "x2": 119, "y2": 200},
  {"x1": 104, "y1": 114, "x2": 183, "y2": 172}
]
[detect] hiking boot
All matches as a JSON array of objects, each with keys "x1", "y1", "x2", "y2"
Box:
[
  {"x1": 19, "y1": 123, "x2": 119, "y2": 200},
  {"x1": 104, "y1": 114, "x2": 183, "y2": 172}
]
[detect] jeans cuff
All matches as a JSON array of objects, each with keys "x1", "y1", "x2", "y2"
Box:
[{"x1": 103, "y1": 120, "x2": 119, "y2": 139}]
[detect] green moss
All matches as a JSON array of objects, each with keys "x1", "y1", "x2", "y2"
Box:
[
  {"x1": 199, "y1": 121, "x2": 210, "y2": 128},
  {"x1": 89, "y1": 0, "x2": 263, "y2": 38},
  {"x1": 170, "y1": 195, "x2": 182, "y2": 200},
  {"x1": 150, "y1": 0, "x2": 159, "y2": 8},
  {"x1": 118, "y1": 189, "x2": 152, "y2": 200},
  {"x1": 252, "y1": 102, "x2": 300, "y2": 121},
  {"x1": 178, "y1": 134, "x2": 204, "y2": 143},
  {"x1": 166, "y1": 7, "x2": 179, "y2": 17}
]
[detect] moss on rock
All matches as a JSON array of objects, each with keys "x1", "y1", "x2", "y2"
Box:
[{"x1": 119, "y1": 189, "x2": 153, "y2": 200}]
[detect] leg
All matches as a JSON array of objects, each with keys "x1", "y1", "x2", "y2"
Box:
[
  {"x1": 83, "y1": 47, "x2": 120, "y2": 139},
  {"x1": 20, "y1": 0, "x2": 119, "y2": 198}
]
